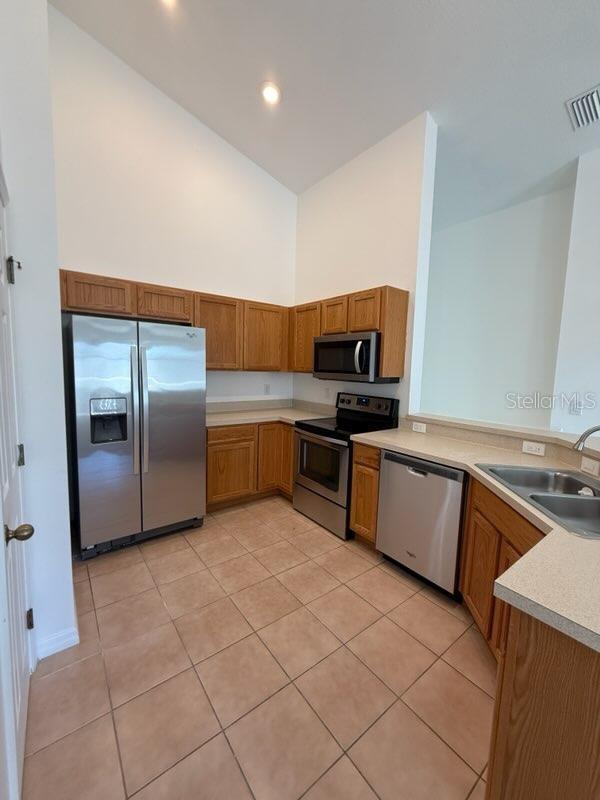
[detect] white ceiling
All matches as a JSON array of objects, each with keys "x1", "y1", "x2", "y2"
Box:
[{"x1": 49, "y1": 0, "x2": 600, "y2": 228}]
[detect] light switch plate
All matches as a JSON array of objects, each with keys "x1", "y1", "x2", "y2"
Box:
[
  {"x1": 581, "y1": 456, "x2": 600, "y2": 477},
  {"x1": 522, "y1": 440, "x2": 546, "y2": 456},
  {"x1": 412, "y1": 422, "x2": 427, "y2": 433}
]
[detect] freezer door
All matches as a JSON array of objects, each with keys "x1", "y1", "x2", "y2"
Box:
[
  {"x1": 139, "y1": 322, "x2": 206, "y2": 531},
  {"x1": 72, "y1": 315, "x2": 141, "y2": 548}
]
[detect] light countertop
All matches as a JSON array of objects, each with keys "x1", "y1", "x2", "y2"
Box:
[
  {"x1": 206, "y1": 407, "x2": 325, "y2": 427},
  {"x1": 352, "y1": 427, "x2": 600, "y2": 653}
]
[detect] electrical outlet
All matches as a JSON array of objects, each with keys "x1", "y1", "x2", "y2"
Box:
[
  {"x1": 324, "y1": 387, "x2": 331, "y2": 400},
  {"x1": 412, "y1": 422, "x2": 427, "y2": 434},
  {"x1": 581, "y1": 456, "x2": 600, "y2": 477},
  {"x1": 264, "y1": 384, "x2": 270, "y2": 395},
  {"x1": 522, "y1": 440, "x2": 546, "y2": 457}
]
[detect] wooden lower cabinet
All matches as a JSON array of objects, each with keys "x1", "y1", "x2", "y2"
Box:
[
  {"x1": 349, "y1": 445, "x2": 380, "y2": 543},
  {"x1": 257, "y1": 423, "x2": 282, "y2": 491},
  {"x1": 490, "y1": 538, "x2": 520, "y2": 658},
  {"x1": 207, "y1": 422, "x2": 295, "y2": 508},
  {"x1": 206, "y1": 425, "x2": 257, "y2": 505},
  {"x1": 461, "y1": 508, "x2": 501, "y2": 637},
  {"x1": 488, "y1": 608, "x2": 600, "y2": 799},
  {"x1": 461, "y1": 479, "x2": 543, "y2": 658},
  {"x1": 279, "y1": 423, "x2": 295, "y2": 495}
]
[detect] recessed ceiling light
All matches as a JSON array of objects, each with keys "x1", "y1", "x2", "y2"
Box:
[
  {"x1": 161, "y1": 0, "x2": 176, "y2": 8},
  {"x1": 261, "y1": 82, "x2": 281, "y2": 106}
]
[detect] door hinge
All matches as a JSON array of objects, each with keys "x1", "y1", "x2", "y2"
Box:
[
  {"x1": 17, "y1": 444, "x2": 25, "y2": 467},
  {"x1": 26, "y1": 608, "x2": 34, "y2": 630},
  {"x1": 6, "y1": 256, "x2": 22, "y2": 285}
]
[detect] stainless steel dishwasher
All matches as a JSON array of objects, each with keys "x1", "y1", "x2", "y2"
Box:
[{"x1": 376, "y1": 451, "x2": 465, "y2": 594}]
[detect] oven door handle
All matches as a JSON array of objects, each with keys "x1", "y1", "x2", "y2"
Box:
[
  {"x1": 354, "y1": 340, "x2": 364, "y2": 374},
  {"x1": 296, "y1": 430, "x2": 349, "y2": 448}
]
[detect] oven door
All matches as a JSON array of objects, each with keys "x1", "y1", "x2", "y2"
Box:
[
  {"x1": 313, "y1": 332, "x2": 378, "y2": 382},
  {"x1": 295, "y1": 430, "x2": 349, "y2": 506}
]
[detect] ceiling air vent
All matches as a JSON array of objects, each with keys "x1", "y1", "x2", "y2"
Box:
[{"x1": 566, "y1": 85, "x2": 600, "y2": 129}]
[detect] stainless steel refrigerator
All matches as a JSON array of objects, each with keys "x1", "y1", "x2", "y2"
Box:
[{"x1": 66, "y1": 314, "x2": 206, "y2": 555}]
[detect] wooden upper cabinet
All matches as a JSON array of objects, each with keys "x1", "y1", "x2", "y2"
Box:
[
  {"x1": 461, "y1": 507, "x2": 501, "y2": 637},
  {"x1": 137, "y1": 282, "x2": 193, "y2": 322},
  {"x1": 348, "y1": 288, "x2": 381, "y2": 331},
  {"x1": 62, "y1": 270, "x2": 135, "y2": 315},
  {"x1": 195, "y1": 293, "x2": 243, "y2": 370},
  {"x1": 379, "y1": 286, "x2": 409, "y2": 378},
  {"x1": 290, "y1": 302, "x2": 321, "y2": 372},
  {"x1": 243, "y1": 301, "x2": 288, "y2": 371},
  {"x1": 320, "y1": 295, "x2": 348, "y2": 334}
]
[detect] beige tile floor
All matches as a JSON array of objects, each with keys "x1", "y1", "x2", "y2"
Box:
[{"x1": 23, "y1": 496, "x2": 496, "y2": 800}]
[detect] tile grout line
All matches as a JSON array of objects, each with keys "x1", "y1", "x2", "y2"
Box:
[{"x1": 167, "y1": 612, "x2": 259, "y2": 800}]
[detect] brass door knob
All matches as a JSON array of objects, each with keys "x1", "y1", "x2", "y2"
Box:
[{"x1": 4, "y1": 523, "x2": 34, "y2": 545}]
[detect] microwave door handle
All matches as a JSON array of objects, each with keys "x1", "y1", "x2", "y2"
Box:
[{"x1": 354, "y1": 340, "x2": 363, "y2": 374}]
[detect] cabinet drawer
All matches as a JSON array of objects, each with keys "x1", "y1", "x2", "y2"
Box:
[
  {"x1": 353, "y1": 444, "x2": 380, "y2": 469},
  {"x1": 471, "y1": 480, "x2": 543, "y2": 555},
  {"x1": 207, "y1": 424, "x2": 257, "y2": 444}
]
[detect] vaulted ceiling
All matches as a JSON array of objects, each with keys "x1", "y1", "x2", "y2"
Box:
[{"x1": 49, "y1": 0, "x2": 600, "y2": 228}]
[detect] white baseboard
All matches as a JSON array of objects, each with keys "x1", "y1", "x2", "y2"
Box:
[{"x1": 36, "y1": 626, "x2": 79, "y2": 660}]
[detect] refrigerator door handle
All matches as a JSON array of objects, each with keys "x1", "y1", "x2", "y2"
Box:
[
  {"x1": 140, "y1": 345, "x2": 150, "y2": 474},
  {"x1": 130, "y1": 345, "x2": 140, "y2": 475}
]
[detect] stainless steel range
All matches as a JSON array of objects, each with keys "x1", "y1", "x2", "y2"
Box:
[{"x1": 293, "y1": 392, "x2": 399, "y2": 538}]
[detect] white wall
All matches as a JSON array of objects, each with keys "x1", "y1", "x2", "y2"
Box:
[
  {"x1": 420, "y1": 186, "x2": 573, "y2": 427},
  {"x1": 552, "y1": 150, "x2": 600, "y2": 434},
  {"x1": 294, "y1": 113, "x2": 438, "y2": 414},
  {"x1": 48, "y1": 8, "x2": 297, "y2": 403},
  {"x1": 0, "y1": 0, "x2": 75, "y2": 659}
]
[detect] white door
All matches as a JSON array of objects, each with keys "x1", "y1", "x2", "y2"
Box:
[{"x1": 0, "y1": 166, "x2": 33, "y2": 800}]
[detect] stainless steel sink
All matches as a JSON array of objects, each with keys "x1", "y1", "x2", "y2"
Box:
[
  {"x1": 476, "y1": 464, "x2": 600, "y2": 538},
  {"x1": 485, "y1": 466, "x2": 599, "y2": 496},
  {"x1": 529, "y1": 494, "x2": 600, "y2": 538}
]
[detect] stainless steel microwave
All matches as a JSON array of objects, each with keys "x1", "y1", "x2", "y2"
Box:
[{"x1": 313, "y1": 332, "x2": 399, "y2": 383}]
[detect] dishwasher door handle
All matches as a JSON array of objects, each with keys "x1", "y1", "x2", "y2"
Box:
[{"x1": 407, "y1": 466, "x2": 428, "y2": 478}]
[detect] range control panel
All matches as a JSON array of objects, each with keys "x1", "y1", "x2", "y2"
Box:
[{"x1": 336, "y1": 392, "x2": 396, "y2": 417}]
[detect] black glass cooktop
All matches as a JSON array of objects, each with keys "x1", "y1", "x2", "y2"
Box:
[{"x1": 295, "y1": 416, "x2": 397, "y2": 442}]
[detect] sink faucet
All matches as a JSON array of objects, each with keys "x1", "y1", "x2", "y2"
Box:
[{"x1": 573, "y1": 425, "x2": 600, "y2": 451}]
